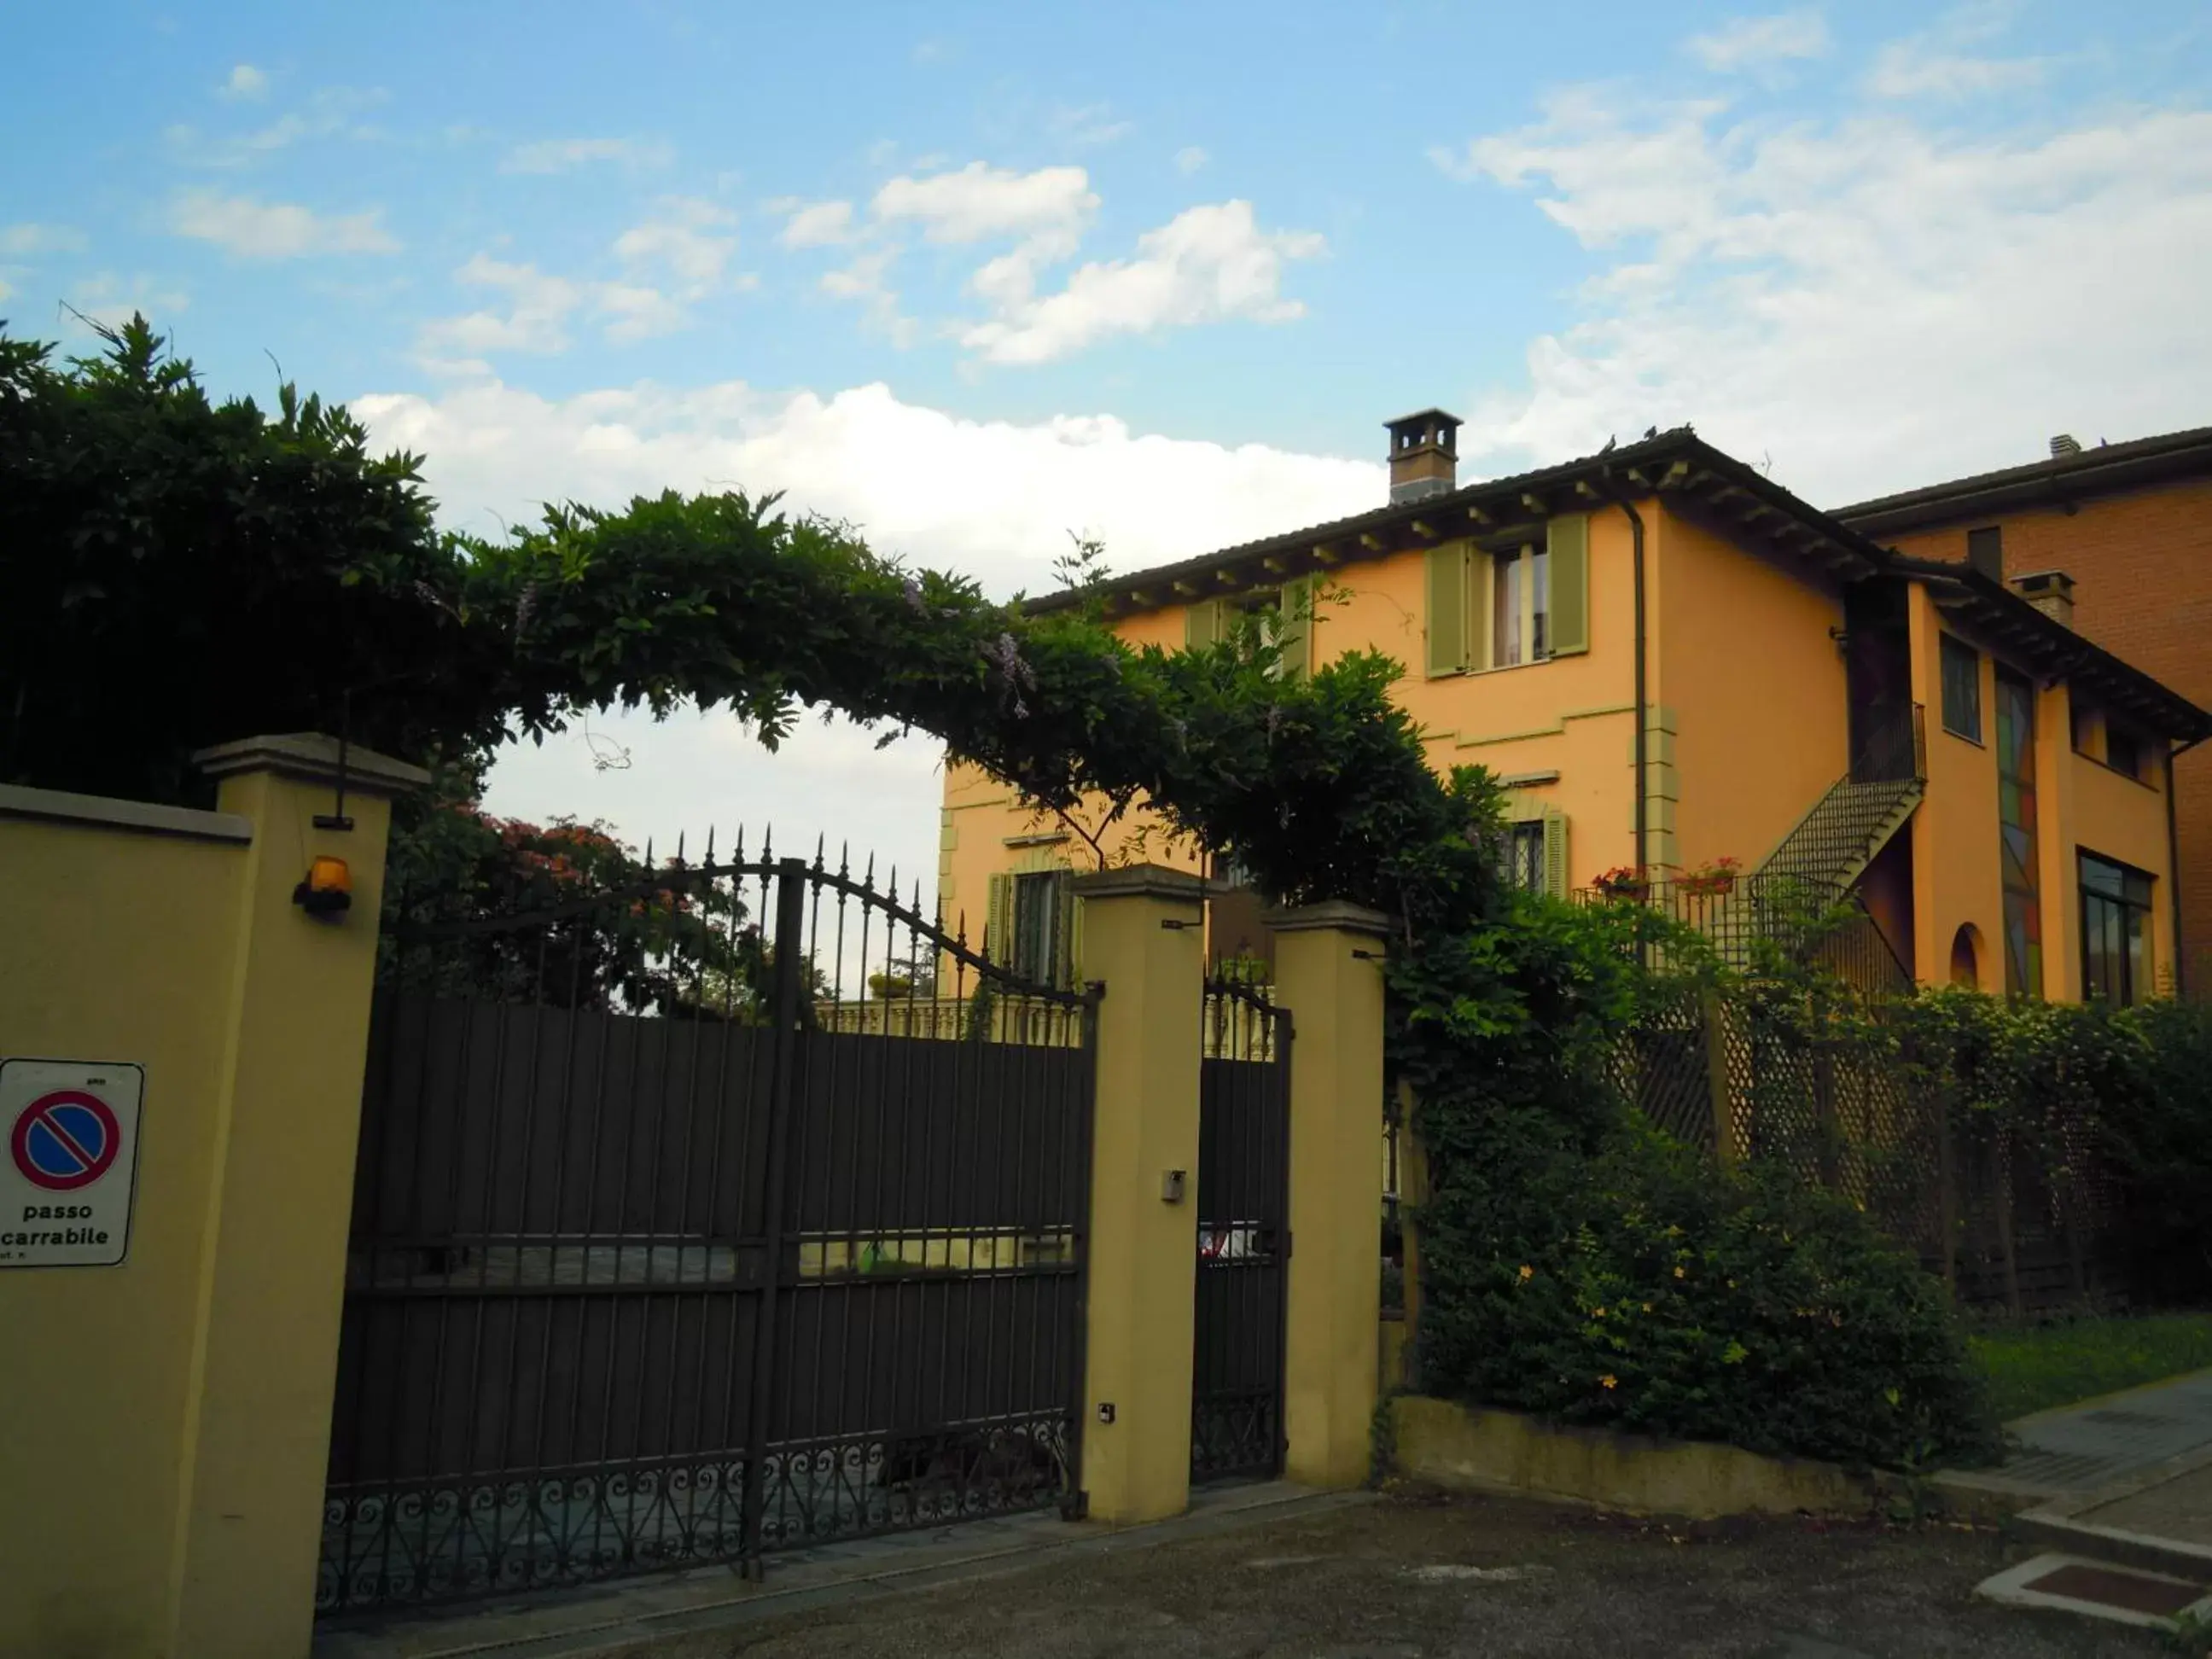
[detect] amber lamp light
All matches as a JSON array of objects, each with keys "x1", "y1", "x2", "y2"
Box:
[{"x1": 293, "y1": 855, "x2": 353, "y2": 918}]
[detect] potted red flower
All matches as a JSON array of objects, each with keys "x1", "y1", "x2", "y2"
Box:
[
  {"x1": 1679, "y1": 856, "x2": 1742, "y2": 897},
  {"x1": 1593, "y1": 864, "x2": 1651, "y2": 901}
]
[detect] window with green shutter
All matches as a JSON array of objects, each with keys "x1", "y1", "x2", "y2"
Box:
[
  {"x1": 1425, "y1": 544, "x2": 1468, "y2": 676},
  {"x1": 985, "y1": 871, "x2": 1015, "y2": 965},
  {"x1": 1277, "y1": 575, "x2": 1314, "y2": 680},
  {"x1": 1185, "y1": 598, "x2": 1225, "y2": 650},
  {"x1": 1547, "y1": 514, "x2": 1589, "y2": 656},
  {"x1": 1541, "y1": 808, "x2": 1570, "y2": 899}
]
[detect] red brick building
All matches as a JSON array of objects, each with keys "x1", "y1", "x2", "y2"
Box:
[{"x1": 1836, "y1": 428, "x2": 2212, "y2": 997}]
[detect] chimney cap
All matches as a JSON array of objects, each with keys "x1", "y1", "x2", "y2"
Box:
[
  {"x1": 2010, "y1": 568, "x2": 2075, "y2": 595},
  {"x1": 1385, "y1": 408, "x2": 1462, "y2": 455},
  {"x1": 2050, "y1": 433, "x2": 2082, "y2": 457}
]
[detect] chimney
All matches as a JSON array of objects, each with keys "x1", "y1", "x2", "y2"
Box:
[
  {"x1": 1385, "y1": 408, "x2": 1462, "y2": 504},
  {"x1": 2011, "y1": 569, "x2": 2075, "y2": 629},
  {"x1": 2050, "y1": 434, "x2": 2082, "y2": 458}
]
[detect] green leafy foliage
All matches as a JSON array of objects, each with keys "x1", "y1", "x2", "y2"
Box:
[
  {"x1": 1398, "y1": 895, "x2": 2001, "y2": 1470},
  {"x1": 1893, "y1": 988, "x2": 2212, "y2": 1306},
  {"x1": 6, "y1": 317, "x2": 2010, "y2": 1473},
  {"x1": 0, "y1": 318, "x2": 490, "y2": 804},
  {"x1": 1419, "y1": 1114, "x2": 1998, "y2": 1468}
]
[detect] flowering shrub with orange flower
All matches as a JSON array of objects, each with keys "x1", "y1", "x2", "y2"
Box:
[
  {"x1": 380, "y1": 765, "x2": 763, "y2": 1012},
  {"x1": 1397, "y1": 895, "x2": 2000, "y2": 1472}
]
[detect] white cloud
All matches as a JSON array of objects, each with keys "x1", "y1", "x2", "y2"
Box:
[
  {"x1": 168, "y1": 189, "x2": 400, "y2": 257},
  {"x1": 1174, "y1": 146, "x2": 1209, "y2": 175},
  {"x1": 218, "y1": 63, "x2": 268, "y2": 101},
  {"x1": 354, "y1": 376, "x2": 1380, "y2": 601},
  {"x1": 871, "y1": 161, "x2": 1097, "y2": 248},
  {"x1": 0, "y1": 223, "x2": 87, "y2": 257},
  {"x1": 1865, "y1": 1, "x2": 2046, "y2": 99},
  {"x1": 819, "y1": 248, "x2": 915, "y2": 345},
  {"x1": 779, "y1": 199, "x2": 858, "y2": 248},
  {"x1": 419, "y1": 228, "x2": 746, "y2": 358},
  {"x1": 960, "y1": 200, "x2": 1324, "y2": 366},
  {"x1": 1685, "y1": 11, "x2": 1831, "y2": 73},
  {"x1": 614, "y1": 196, "x2": 738, "y2": 293},
  {"x1": 1047, "y1": 102, "x2": 1133, "y2": 147},
  {"x1": 353, "y1": 377, "x2": 1381, "y2": 911},
  {"x1": 597, "y1": 282, "x2": 690, "y2": 343},
  {"x1": 165, "y1": 86, "x2": 386, "y2": 166},
  {"x1": 416, "y1": 255, "x2": 584, "y2": 359},
  {"x1": 1431, "y1": 89, "x2": 2212, "y2": 503},
  {"x1": 502, "y1": 136, "x2": 675, "y2": 174}
]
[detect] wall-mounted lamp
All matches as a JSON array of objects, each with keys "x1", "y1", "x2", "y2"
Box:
[{"x1": 293, "y1": 855, "x2": 353, "y2": 919}]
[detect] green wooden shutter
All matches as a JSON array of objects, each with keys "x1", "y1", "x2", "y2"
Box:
[
  {"x1": 1185, "y1": 598, "x2": 1224, "y2": 650},
  {"x1": 1548, "y1": 514, "x2": 1589, "y2": 656},
  {"x1": 1424, "y1": 545, "x2": 1467, "y2": 677},
  {"x1": 1064, "y1": 880, "x2": 1086, "y2": 990},
  {"x1": 985, "y1": 871, "x2": 1014, "y2": 966},
  {"x1": 1278, "y1": 576, "x2": 1314, "y2": 680},
  {"x1": 1468, "y1": 548, "x2": 1493, "y2": 671},
  {"x1": 1542, "y1": 808, "x2": 1569, "y2": 899}
]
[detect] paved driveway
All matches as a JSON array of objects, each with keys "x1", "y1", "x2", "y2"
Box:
[{"x1": 626, "y1": 1487, "x2": 2166, "y2": 1659}]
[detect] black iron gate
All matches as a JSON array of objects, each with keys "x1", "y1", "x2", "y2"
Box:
[
  {"x1": 320, "y1": 840, "x2": 1097, "y2": 1615},
  {"x1": 1190, "y1": 977, "x2": 1290, "y2": 1482}
]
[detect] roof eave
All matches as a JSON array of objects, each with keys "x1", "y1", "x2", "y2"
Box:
[
  {"x1": 1834, "y1": 429, "x2": 2212, "y2": 536},
  {"x1": 1030, "y1": 429, "x2": 1889, "y2": 619}
]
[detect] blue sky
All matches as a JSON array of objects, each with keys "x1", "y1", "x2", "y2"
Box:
[{"x1": 6, "y1": 0, "x2": 2209, "y2": 889}]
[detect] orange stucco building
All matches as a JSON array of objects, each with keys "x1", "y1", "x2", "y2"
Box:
[
  {"x1": 1836, "y1": 427, "x2": 2212, "y2": 998},
  {"x1": 941, "y1": 415, "x2": 2211, "y2": 1005}
]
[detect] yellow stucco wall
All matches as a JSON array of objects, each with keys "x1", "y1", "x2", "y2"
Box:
[
  {"x1": 1651, "y1": 510, "x2": 1850, "y2": 875},
  {"x1": 2063, "y1": 713, "x2": 2178, "y2": 995},
  {"x1": 946, "y1": 517, "x2": 2177, "y2": 1007},
  {"x1": 1071, "y1": 868, "x2": 1204, "y2": 1523},
  {"x1": 0, "y1": 812, "x2": 247, "y2": 1659},
  {"x1": 1908, "y1": 583, "x2": 2008, "y2": 994},
  {"x1": 1275, "y1": 905, "x2": 1388, "y2": 1489},
  {"x1": 0, "y1": 751, "x2": 404, "y2": 1659},
  {"x1": 942, "y1": 503, "x2": 1663, "y2": 923},
  {"x1": 1904, "y1": 586, "x2": 2176, "y2": 998}
]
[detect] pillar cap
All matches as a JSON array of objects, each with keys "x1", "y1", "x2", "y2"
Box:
[
  {"x1": 1262, "y1": 899, "x2": 1393, "y2": 937},
  {"x1": 192, "y1": 732, "x2": 432, "y2": 796},
  {"x1": 1072, "y1": 863, "x2": 1205, "y2": 903}
]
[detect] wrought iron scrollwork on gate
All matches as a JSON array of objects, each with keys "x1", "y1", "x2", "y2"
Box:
[{"x1": 322, "y1": 833, "x2": 1098, "y2": 1615}]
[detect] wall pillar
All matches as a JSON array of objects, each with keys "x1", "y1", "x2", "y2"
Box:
[
  {"x1": 1268, "y1": 899, "x2": 1389, "y2": 1489},
  {"x1": 165, "y1": 736, "x2": 425, "y2": 1656},
  {"x1": 1071, "y1": 865, "x2": 1204, "y2": 1524},
  {"x1": 0, "y1": 734, "x2": 423, "y2": 1659}
]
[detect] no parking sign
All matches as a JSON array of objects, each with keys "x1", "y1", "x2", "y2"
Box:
[{"x1": 0, "y1": 1058, "x2": 143, "y2": 1267}]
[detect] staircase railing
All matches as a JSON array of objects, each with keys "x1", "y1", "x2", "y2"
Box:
[{"x1": 1849, "y1": 701, "x2": 1928, "y2": 786}]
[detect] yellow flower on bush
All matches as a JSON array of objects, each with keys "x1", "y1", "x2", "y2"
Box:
[
  {"x1": 1517, "y1": 1264, "x2": 1534, "y2": 1281},
  {"x1": 1600, "y1": 1374, "x2": 1618, "y2": 1389},
  {"x1": 1673, "y1": 1266, "x2": 1685, "y2": 1279}
]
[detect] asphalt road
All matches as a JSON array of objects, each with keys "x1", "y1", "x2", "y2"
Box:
[{"x1": 626, "y1": 1486, "x2": 2176, "y2": 1659}]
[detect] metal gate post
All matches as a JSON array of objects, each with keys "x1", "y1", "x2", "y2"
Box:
[{"x1": 739, "y1": 858, "x2": 809, "y2": 1575}]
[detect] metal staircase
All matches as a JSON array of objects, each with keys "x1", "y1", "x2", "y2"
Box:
[
  {"x1": 1757, "y1": 702, "x2": 1926, "y2": 904},
  {"x1": 1655, "y1": 704, "x2": 1924, "y2": 983},
  {"x1": 1587, "y1": 704, "x2": 1925, "y2": 994}
]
